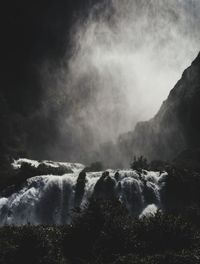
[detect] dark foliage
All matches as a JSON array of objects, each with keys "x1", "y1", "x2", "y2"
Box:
[
  {"x1": 130, "y1": 155, "x2": 149, "y2": 171},
  {"x1": 149, "y1": 159, "x2": 169, "y2": 172},
  {"x1": 130, "y1": 156, "x2": 168, "y2": 172},
  {"x1": 0, "y1": 225, "x2": 64, "y2": 264},
  {"x1": 163, "y1": 167, "x2": 200, "y2": 213},
  {"x1": 0, "y1": 199, "x2": 200, "y2": 264},
  {"x1": 173, "y1": 148, "x2": 200, "y2": 172}
]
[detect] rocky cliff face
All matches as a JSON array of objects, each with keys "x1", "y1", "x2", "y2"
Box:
[{"x1": 118, "y1": 52, "x2": 200, "y2": 162}]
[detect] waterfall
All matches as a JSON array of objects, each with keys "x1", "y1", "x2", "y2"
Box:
[{"x1": 0, "y1": 159, "x2": 167, "y2": 226}]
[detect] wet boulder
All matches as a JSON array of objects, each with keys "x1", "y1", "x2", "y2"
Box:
[
  {"x1": 74, "y1": 171, "x2": 87, "y2": 208},
  {"x1": 93, "y1": 171, "x2": 116, "y2": 200}
]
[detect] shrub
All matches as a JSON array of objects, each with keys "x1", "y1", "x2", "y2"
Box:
[{"x1": 130, "y1": 156, "x2": 149, "y2": 171}]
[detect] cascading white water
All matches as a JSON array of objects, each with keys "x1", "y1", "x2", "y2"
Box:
[{"x1": 0, "y1": 160, "x2": 167, "y2": 226}]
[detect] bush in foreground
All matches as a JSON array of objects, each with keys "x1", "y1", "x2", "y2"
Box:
[{"x1": 0, "y1": 200, "x2": 199, "y2": 264}]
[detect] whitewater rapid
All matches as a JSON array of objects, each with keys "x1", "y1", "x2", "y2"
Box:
[{"x1": 0, "y1": 160, "x2": 167, "y2": 226}]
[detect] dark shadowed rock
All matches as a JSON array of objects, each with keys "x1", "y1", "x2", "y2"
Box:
[
  {"x1": 93, "y1": 171, "x2": 116, "y2": 200},
  {"x1": 173, "y1": 148, "x2": 200, "y2": 172},
  {"x1": 74, "y1": 170, "x2": 87, "y2": 208}
]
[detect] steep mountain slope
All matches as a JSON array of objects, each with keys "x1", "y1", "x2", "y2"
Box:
[{"x1": 119, "y1": 52, "x2": 200, "y2": 162}]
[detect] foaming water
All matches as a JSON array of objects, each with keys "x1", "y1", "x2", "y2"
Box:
[{"x1": 0, "y1": 168, "x2": 167, "y2": 226}]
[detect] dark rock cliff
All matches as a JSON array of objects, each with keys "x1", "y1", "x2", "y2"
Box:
[{"x1": 119, "y1": 52, "x2": 200, "y2": 162}]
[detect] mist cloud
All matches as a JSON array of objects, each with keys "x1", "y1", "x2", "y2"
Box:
[{"x1": 42, "y1": 0, "x2": 200, "y2": 165}]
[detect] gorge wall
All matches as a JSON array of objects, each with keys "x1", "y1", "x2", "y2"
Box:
[{"x1": 118, "y1": 52, "x2": 200, "y2": 163}]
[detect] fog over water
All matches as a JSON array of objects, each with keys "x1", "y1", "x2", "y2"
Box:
[{"x1": 41, "y1": 0, "x2": 200, "y2": 163}]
